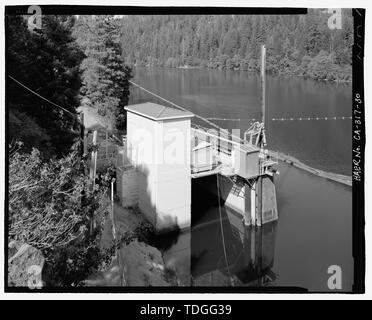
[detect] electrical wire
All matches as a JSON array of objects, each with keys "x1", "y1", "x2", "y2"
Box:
[
  {"x1": 206, "y1": 117, "x2": 257, "y2": 122},
  {"x1": 216, "y1": 173, "x2": 234, "y2": 286},
  {"x1": 130, "y1": 81, "x2": 351, "y2": 125},
  {"x1": 272, "y1": 116, "x2": 352, "y2": 121},
  {"x1": 8, "y1": 75, "x2": 77, "y2": 119},
  {"x1": 130, "y1": 80, "x2": 226, "y2": 132}
]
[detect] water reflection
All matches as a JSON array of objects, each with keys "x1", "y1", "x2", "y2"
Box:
[
  {"x1": 229, "y1": 216, "x2": 277, "y2": 286},
  {"x1": 191, "y1": 175, "x2": 277, "y2": 287},
  {"x1": 131, "y1": 67, "x2": 351, "y2": 175},
  {"x1": 156, "y1": 162, "x2": 352, "y2": 290}
]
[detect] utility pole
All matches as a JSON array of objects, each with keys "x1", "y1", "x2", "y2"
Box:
[
  {"x1": 261, "y1": 44, "x2": 267, "y2": 148},
  {"x1": 261, "y1": 44, "x2": 266, "y2": 129},
  {"x1": 259, "y1": 44, "x2": 267, "y2": 227}
]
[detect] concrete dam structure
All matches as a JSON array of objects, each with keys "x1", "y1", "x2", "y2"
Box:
[{"x1": 116, "y1": 102, "x2": 278, "y2": 233}]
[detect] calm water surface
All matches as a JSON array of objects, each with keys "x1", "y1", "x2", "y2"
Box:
[
  {"x1": 130, "y1": 67, "x2": 352, "y2": 175},
  {"x1": 130, "y1": 68, "x2": 353, "y2": 292}
]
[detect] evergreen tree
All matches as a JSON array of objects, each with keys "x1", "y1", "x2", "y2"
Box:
[
  {"x1": 7, "y1": 15, "x2": 84, "y2": 156},
  {"x1": 74, "y1": 15, "x2": 132, "y2": 132},
  {"x1": 118, "y1": 11, "x2": 353, "y2": 81}
]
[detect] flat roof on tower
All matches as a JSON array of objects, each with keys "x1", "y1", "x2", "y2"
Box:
[{"x1": 125, "y1": 102, "x2": 194, "y2": 121}]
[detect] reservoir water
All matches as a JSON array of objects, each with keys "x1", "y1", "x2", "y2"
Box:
[{"x1": 129, "y1": 67, "x2": 353, "y2": 292}]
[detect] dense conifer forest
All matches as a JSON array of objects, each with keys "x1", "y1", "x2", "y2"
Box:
[{"x1": 120, "y1": 10, "x2": 353, "y2": 81}]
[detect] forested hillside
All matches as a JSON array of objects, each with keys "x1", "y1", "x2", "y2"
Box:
[
  {"x1": 7, "y1": 15, "x2": 132, "y2": 286},
  {"x1": 120, "y1": 10, "x2": 353, "y2": 81},
  {"x1": 8, "y1": 15, "x2": 84, "y2": 157}
]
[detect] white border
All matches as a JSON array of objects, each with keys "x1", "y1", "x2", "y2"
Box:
[{"x1": 0, "y1": 0, "x2": 370, "y2": 300}]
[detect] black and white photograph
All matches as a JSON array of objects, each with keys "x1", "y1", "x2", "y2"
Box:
[{"x1": 3, "y1": 3, "x2": 366, "y2": 297}]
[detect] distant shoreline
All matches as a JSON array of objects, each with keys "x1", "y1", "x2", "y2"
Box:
[
  {"x1": 136, "y1": 65, "x2": 352, "y2": 84},
  {"x1": 177, "y1": 65, "x2": 202, "y2": 69}
]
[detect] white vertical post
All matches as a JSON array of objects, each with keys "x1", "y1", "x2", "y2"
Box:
[
  {"x1": 250, "y1": 182, "x2": 256, "y2": 226},
  {"x1": 105, "y1": 130, "x2": 108, "y2": 159},
  {"x1": 90, "y1": 130, "x2": 98, "y2": 185},
  {"x1": 111, "y1": 179, "x2": 116, "y2": 240},
  {"x1": 83, "y1": 129, "x2": 88, "y2": 155},
  {"x1": 242, "y1": 184, "x2": 249, "y2": 225},
  {"x1": 93, "y1": 130, "x2": 98, "y2": 185},
  {"x1": 110, "y1": 178, "x2": 125, "y2": 286}
]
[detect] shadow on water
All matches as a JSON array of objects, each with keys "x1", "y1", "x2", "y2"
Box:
[
  {"x1": 190, "y1": 174, "x2": 278, "y2": 287},
  {"x1": 152, "y1": 163, "x2": 353, "y2": 290},
  {"x1": 151, "y1": 173, "x2": 278, "y2": 287}
]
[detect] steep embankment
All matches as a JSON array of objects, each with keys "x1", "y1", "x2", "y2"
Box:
[{"x1": 85, "y1": 203, "x2": 172, "y2": 286}]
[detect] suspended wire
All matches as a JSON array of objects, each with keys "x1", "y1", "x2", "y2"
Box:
[
  {"x1": 272, "y1": 116, "x2": 352, "y2": 121},
  {"x1": 216, "y1": 173, "x2": 234, "y2": 286},
  {"x1": 130, "y1": 80, "x2": 250, "y2": 147},
  {"x1": 130, "y1": 80, "x2": 225, "y2": 132},
  {"x1": 206, "y1": 117, "x2": 257, "y2": 122},
  {"x1": 130, "y1": 81, "x2": 351, "y2": 128},
  {"x1": 8, "y1": 75, "x2": 77, "y2": 119},
  {"x1": 10, "y1": 75, "x2": 351, "y2": 125},
  {"x1": 207, "y1": 116, "x2": 352, "y2": 122}
]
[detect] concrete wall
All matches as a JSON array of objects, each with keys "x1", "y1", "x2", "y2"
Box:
[
  {"x1": 154, "y1": 119, "x2": 191, "y2": 231},
  {"x1": 224, "y1": 174, "x2": 278, "y2": 226},
  {"x1": 256, "y1": 175, "x2": 278, "y2": 225},
  {"x1": 126, "y1": 112, "x2": 192, "y2": 232},
  {"x1": 225, "y1": 184, "x2": 250, "y2": 222},
  {"x1": 127, "y1": 112, "x2": 157, "y2": 176},
  {"x1": 127, "y1": 112, "x2": 157, "y2": 225}
]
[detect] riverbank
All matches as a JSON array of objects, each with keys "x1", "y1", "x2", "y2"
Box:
[{"x1": 269, "y1": 151, "x2": 352, "y2": 187}]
